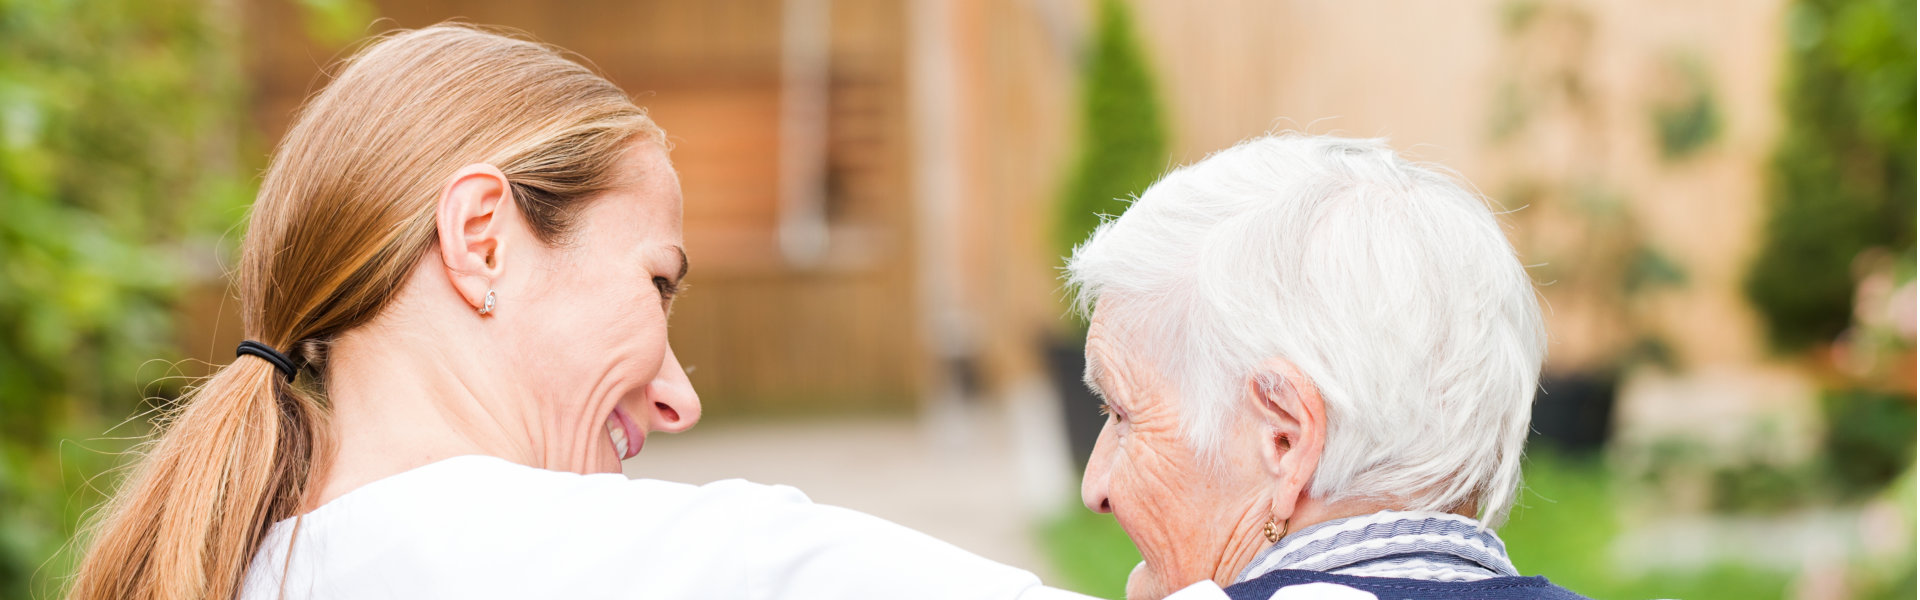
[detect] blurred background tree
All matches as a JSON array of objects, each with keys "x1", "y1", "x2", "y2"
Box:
[
  {"x1": 1745, "y1": 0, "x2": 1915, "y2": 351},
  {"x1": 1048, "y1": 0, "x2": 1169, "y2": 275},
  {"x1": 0, "y1": 0, "x2": 251, "y2": 595},
  {"x1": 1041, "y1": 2, "x2": 1167, "y2": 594},
  {"x1": 1747, "y1": 0, "x2": 1916, "y2": 561},
  {"x1": 1044, "y1": 0, "x2": 1172, "y2": 464}
]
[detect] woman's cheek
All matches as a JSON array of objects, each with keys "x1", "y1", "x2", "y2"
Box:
[
  {"x1": 1119, "y1": 432, "x2": 1216, "y2": 591},
  {"x1": 1112, "y1": 453, "x2": 1174, "y2": 559}
]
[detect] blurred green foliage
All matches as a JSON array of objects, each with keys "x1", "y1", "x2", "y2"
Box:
[
  {"x1": 1819, "y1": 387, "x2": 1918, "y2": 498},
  {"x1": 1051, "y1": 0, "x2": 1169, "y2": 282},
  {"x1": 1707, "y1": 455, "x2": 1826, "y2": 514},
  {"x1": 1650, "y1": 54, "x2": 1723, "y2": 160},
  {"x1": 297, "y1": 0, "x2": 380, "y2": 45},
  {"x1": 0, "y1": 0, "x2": 248, "y2": 443},
  {"x1": 1854, "y1": 467, "x2": 1918, "y2": 600},
  {"x1": 1502, "y1": 452, "x2": 1796, "y2": 600},
  {"x1": 1745, "y1": 0, "x2": 1916, "y2": 351},
  {"x1": 1628, "y1": 388, "x2": 1914, "y2": 515},
  {"x1": 0, "y1": 424, "x2": 133, "y2": 599},
  {"x1": 0, "y1": 0, "x2": 253, "y2": 595}
]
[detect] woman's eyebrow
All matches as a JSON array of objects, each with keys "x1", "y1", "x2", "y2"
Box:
[{"x1": 1083, "y1": 353, "x2": 1109, "y2": 399}]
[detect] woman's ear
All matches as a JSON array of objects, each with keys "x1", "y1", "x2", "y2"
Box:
[
  {"x1": 1246, "y1": 358, "x2": 1327, "y2": 520},
  {"x1": 435, "y1": 164, "x2": 516, "y2": 313}
]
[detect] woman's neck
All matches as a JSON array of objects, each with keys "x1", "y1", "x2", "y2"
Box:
[
  {"x1": 1215, "y1": 497, "x2": 1404, "y2": 582},
  {"x1": 305, "y1": 312, "x2": 536, "y2": 511}
]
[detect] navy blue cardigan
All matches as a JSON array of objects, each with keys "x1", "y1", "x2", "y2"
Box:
[{"x1": 1223, "y1": 569, "x2": 1590, "y2": 600}]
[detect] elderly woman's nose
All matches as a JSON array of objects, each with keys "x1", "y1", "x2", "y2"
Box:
[
  {"x1": 1082, "y1": 480, "x2": 1112, "y2": 514},
  {"x1": 1081, "y1": 433, "x2": 1115, "y2": 514},
  {"x1": 644, "y1": 346, "x2": 701, "y2": 433}
]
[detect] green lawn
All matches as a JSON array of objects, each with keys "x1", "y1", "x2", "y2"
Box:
[
  {"x1": 1039, "y1": 498, "x2": 1140, "y2": 598},
  {"x1": 1499, "y1": 452, "x2": 1793, "y2": 600}
]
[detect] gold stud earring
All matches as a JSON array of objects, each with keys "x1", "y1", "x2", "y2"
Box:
[{"x1": 1263, "y1": 518, "x2": 1286, "y2": 543}]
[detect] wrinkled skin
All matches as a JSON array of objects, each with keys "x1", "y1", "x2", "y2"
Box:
[{"x1": 1079, "y1": 301, "x2": 1338, "y2": 599}]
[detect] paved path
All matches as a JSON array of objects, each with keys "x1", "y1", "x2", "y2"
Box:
[{"x1": 623, "y1": 395, "x2": 1076, "y2": 581}]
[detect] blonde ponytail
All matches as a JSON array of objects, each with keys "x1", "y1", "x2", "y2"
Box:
[
  {"x1": 69, "y1": 24, "x2": 662, "y2": 599},
  {"x1": 68, "y1": 359, "x2": 321, "y2": 599}
]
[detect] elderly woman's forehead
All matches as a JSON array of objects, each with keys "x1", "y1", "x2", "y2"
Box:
[
  {"x1": 1088, "y1": 294, "x2": 1142, "y2": 325},
  {"x1": 1086, "y1": 306, "x2": 1159, "y2": 376}
]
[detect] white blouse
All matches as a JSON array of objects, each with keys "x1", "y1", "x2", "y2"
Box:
[
  {"x1": 240, "y1": 455, "x2": 1111, "y2": 599},
  {"x1": 238, "y1": 455, "x2": 1242, "y2": 599}
]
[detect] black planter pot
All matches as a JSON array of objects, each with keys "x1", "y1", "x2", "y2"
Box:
[
  {"x1": 1530, "y1": 370, "x2": 1619, "y2": 454},
  {"x1": 1044, "y1": 334, "x2": 1105, "y2": 471}
]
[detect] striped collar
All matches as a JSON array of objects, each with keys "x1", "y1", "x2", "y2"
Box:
[{"x1": 1234, "y1": 510, "x2": 1520, "y2": 584}]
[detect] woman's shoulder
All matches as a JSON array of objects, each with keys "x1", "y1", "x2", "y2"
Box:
[
  {"x1": 246, "y1": 455, "x2": 1080, "y2": 600},
  {"x1": 241, "y1": 455, "x2": 814, "y2": 599},
  {"x1": 1222, "y1": 570, "x2": 1591, "y2": 600},
  {"x1": 295, "y1": 455, "x2": 819, "y2": 537},
  {"x1": 400, "y1": 454, "x2": 812, "y2": 510}
]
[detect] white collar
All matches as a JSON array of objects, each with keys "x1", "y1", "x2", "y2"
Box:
[{"x1": 1236, "y1": 510, "x2": 1519, "y2": 583}]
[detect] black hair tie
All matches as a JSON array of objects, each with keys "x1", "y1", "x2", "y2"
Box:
[{"x1": 236, "y1": 340, "x2": 298, "y2": 382}]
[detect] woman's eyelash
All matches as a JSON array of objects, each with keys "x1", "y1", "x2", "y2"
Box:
[{"x1": 653, "y1": 276, "x2": 681, "y2": 297}]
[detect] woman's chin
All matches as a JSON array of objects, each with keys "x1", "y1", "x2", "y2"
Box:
[
  {"x1": 1124, "y1": 560, "x2": 1170, "y2": 600},
  {"x1": 595, "y1": 454, "x2": 624, "y2": 474},
  {"x1": 586, "y1": 443, "x2": 626, "y2": 474}
]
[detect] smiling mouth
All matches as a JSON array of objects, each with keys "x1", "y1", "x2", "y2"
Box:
[{"x1": 605, "y1": 407, "x2": 643, "y2": 459}]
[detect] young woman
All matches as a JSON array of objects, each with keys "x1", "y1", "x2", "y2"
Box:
[{"x1": 69, "y1": 25, "x2": 1098, "y2": 600}]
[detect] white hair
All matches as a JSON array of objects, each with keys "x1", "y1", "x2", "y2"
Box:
[{"x1": 1065, "y1": 133, "x2": 1546, "y2": 526}]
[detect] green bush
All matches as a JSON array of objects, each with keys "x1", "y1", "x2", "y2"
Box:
[
  {"x1": 1745, "y1": 0, "x2": 1916, "y2": 351},
  {"x1": 1820, "y1": 388, "x2": 1918, "y2": 497},
  {"x1": 0, "y1": 0, "x2": 250, "y2": 595},
  {"x1": 0, "y1": 0, "x2": 248, "y2": 443},
  {"x1": 1051, "y1": 0, "x2": 1170, "y2": 281}
]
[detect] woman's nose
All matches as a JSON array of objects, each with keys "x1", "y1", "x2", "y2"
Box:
[
  {"x1": 644, "y1": 345, "x2": 701, "y2": 433},
  {"x1": 1081, "y1": 421, "x2": 1115, "y2": 514}
]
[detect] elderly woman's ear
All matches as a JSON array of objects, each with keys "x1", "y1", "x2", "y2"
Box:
[{"x1": 1247, "y1": 359, "x2": 1326, "y2": 520}]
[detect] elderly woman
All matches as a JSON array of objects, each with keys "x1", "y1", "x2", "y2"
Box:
[
  {"x1": 1067, "y1": 135, "x2": 1588, "y2": 600},
  {"x1": 68, "y1": 25, "x2": 1099, "y2": 600}
]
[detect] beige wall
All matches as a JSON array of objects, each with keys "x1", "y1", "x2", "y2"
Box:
[
  {"x1": 938, "y1": 0, "x2": 1084, "y2": 389},
  {"x1": 959, "y1": 0, "x2": 1791, "y2": 382},
  {"x1": 1142, "y1": 0, "x2": 1786, "y2": 372},
  {"x1": 217, "y1": 0, "x2": 1796, "y2": 414},
  {"x1": 236, "y1": 0, "x2": 926, "y2": 413}
]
